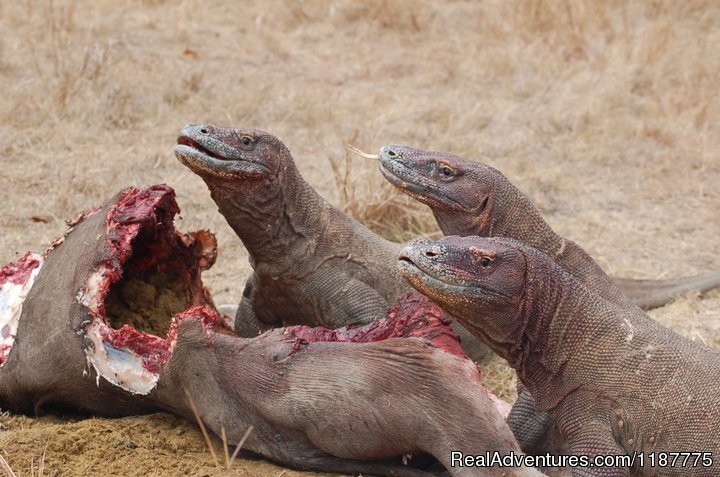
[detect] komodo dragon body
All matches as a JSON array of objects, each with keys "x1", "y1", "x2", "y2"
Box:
[
  {"x1": 175, "y1": 124, "x2": 404, "y2": 333},
  {"x1": 377, "y1": 145, "x2": 720, "y2": 310},
  {"x1": 173, "y1": 125, "x2": 492, "y2": 361},
  {"x1": 377, "y1": 144, "x2": 720, "y2": 454},
  {"x1": 399, "y1": 235, "x2": 720, "y2": 477}
]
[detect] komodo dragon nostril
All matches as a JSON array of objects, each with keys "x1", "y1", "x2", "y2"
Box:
[
  {"x1": 199, "y1": 128, "x2": 209, "y2": 135},
  {"x1": 387, "y1": 149, "x2": 398, "y2": 157}
]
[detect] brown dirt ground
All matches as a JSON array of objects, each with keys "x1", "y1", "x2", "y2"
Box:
[{"x1": 1, "y1": 0, "x2": 718, "y2": 475}]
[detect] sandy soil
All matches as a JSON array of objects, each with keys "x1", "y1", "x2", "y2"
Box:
[{"x1": 1, "y1": 0, "x2": 718, "y2": 475}]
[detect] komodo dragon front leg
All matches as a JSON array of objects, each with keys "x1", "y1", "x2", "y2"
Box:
[
  {"x1": 506, "y1": 392, "x2": 559, "y2": 456},
  {"x1": 233, "y1": 270, "x2": 389, "y2": 334},
  {"x1": 233, "y1": 272, "x2": 280, "y2": 336},
  {"x1": 292, "y1": 271, "x2": 390, "y2": 328}
]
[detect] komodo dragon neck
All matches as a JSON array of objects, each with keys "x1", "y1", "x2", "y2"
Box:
[
  {"x1": 438, "y1": 175, "x2": 564, "y2": 257},
  {"x1": 457, "y1": 175, "x2": 631, "y2": 307},
  {"x1": 210, "y1": 162, "x2": 328, "y2": 270},
  {"x1": 513, "y1": 266, "x2": 592, "y2": 407},
  {"x1": 514, "y1": 256, "x2": 668, "y2": 413}
]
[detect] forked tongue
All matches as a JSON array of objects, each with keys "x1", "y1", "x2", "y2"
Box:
[{"x1": 345, "y1": 144, "x2": 379, "y2": 160}]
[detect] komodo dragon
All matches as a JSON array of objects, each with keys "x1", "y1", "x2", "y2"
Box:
[
  {"x1": 376, "y1": 144, "x2": 720, "y2": 455},
  {"x1": 376, "y1": 145, "x2": 720, "y2": 310},
  {"x1": 399, "y1": 235, "x2": 720, "y2": 477},
  {"x1": 174, "y1": 124, "x2": 492, "y2": 362}
]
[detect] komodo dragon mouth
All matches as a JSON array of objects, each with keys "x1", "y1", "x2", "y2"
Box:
[
  {"x1": 377, "y1": 160, "x2": 426, "y2": 193},
  {"x1": 175, "y1": 131, "x2": 269, "y2": 179},
  {"x1": 397, "y1": 254, "x2": 478, "y2": 292},
  {"x1": 177, "y1": 136, "x2": 225, "y2": 159},
  {"x1": 398, "y1": 251, "x2": 511, "y2": 300}
]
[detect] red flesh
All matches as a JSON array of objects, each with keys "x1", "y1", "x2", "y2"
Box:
[
  {"x1": 102, "y1": 306, "x2": 219, "y2": 374},
  {"x1": 92, "y1": 185, "x2": 182, "y2": 318},
  {"x1": 287, "y1": 292, "x2": 467, "y2": 358},
  {"x1": 0, "y1": 253, "x2": 42, "y2": 286},
  {"x1": 86, "y1": 184, "x2": 217, "y2": 373}
]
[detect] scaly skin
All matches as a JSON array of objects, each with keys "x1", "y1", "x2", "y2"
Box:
[
  {"x1": 378, "y1": 145, "x2": 720, "y2": 456},
  {"x1": 175, "y1": 124, "x2": 404, "y2": 333},
  {"x1": 377, "y1": 145, "x2": 720, "y2": 310},
  {"x1": 377, "y1": 144, "x2": 630, "y2": 454},
  {"x1": 174, "y1": 124, "x2": 492, "y2": 362},
  {"x1": 399, "y1": 236, "x2": 720, "y2": 477}
]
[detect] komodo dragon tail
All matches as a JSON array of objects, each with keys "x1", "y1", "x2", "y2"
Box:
[{"x1": 614, "y1": 271, "x2": 720, "y2": 310}]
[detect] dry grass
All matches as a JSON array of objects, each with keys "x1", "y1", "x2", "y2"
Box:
[
  {"x1": 184, "y1": 389, "x2": 256, "y2": 472},
  {"x1": 0, "y1": 446, "x2": 45, "y2": 477},
  {"x1": 0, "y1": 413, "x2": 309, "y2": 477},
  {"x1": 0, "y1": 453, "x2": 18, "y2": 477},
  {"x1": 1, "y1": 0, "x2": 719, "y2": 475}
]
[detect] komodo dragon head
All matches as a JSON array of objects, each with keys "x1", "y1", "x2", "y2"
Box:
[
  {"x1": 175, "y1": 123, "x2": 290, "y2": 186},
  {"x1": 378, "y1": 145, "x2": 508, "y2": 237},
  {"x1": 380, "y1": 145, "x2": 720, "y2": 311},
  {"x1": 398, "y1": 235, "x2": 542, "y2": 363}
]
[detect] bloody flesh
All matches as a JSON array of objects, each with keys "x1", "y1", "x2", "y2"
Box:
[
  {"x1": 0, "y1": 253, "x2": 42, "y2": 287},
  {"x1": 0, "y1": 253, "x2": 43, "y2": 367},
  {"x1": 287, "y1": 292, "x2": 467, "y2": 358},
  {"x1": 81, "y1": 184, "x2": 217, "y2": 377},
  {"x1": 101, "y1": 306, "x2": 219, "y2": 374}
]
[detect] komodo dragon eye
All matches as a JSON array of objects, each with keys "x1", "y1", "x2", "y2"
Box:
[
  {"x1": 469, "y1": 247, "x2": 494, "y2": 267},
  {"x1": 239, "y1": 135, "x2": 254, "y2": 146},
  {"x1": 438, "y1": 164, "x2": 456, "y2": 177}
]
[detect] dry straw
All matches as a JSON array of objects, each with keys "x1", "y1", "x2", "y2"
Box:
[{"x1": 185, "y1": 388, "x2": 255, "y2": 472}]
